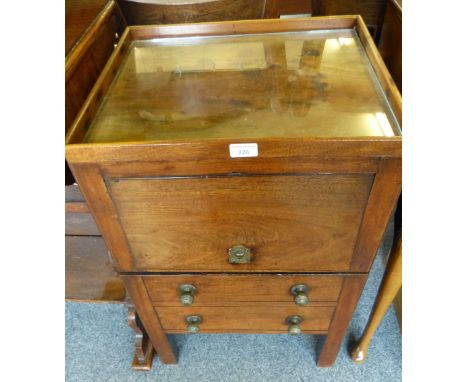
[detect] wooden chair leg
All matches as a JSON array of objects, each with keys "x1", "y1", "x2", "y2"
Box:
[
  {"x1": 351, "y1": 232, "x2": 402, "y2": 363},
  {"x1": 126, "y1": 298, "x2": 155, "y2": 371}
]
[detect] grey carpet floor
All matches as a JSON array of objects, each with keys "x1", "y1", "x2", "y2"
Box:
[{"x1": 66, "y1": 232, "x2": 401, "y2": 381}]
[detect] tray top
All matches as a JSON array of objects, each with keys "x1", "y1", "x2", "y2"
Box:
[{"x1": 83, "y1": 29, "x2": 401, "y2": 143}]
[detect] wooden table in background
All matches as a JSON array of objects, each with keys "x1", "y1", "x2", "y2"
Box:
[
  {"x1": 351, "y1": 0, "x2": 402, "y2": 363},
  {"x1": 65, "y1": 0, "x2": 127, "y2": 302}
]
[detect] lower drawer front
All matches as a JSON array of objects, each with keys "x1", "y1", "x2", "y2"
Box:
[
  {"x1": 144, "y1": 274, "x2": 343, "y2": 307},
  {"x1": 157, "y1": 305, "x2": 334, "y2": 333}
]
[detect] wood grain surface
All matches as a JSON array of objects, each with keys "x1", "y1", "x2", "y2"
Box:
[
  {"x1": 143, "y1": 274, "x2": 344, "y2": 306},
  {"x1": 81, "y1": 29, "x2": 399, "y2": 143},
  {"x1": 65, "y1": 236, "x2": 125, "y2": 301},
  {"x1": 122, "y1": 276, "x2": 177, "y2": 363},
  {"x1": 119, "y1": 0, "x2": 267, "y2": 25},
  {"x1": 68, "y1": 163, "x2": 135, "y2": 270},
  {"x1": 279, "y1": 0, "x2": 311, "y2": 15},
  {"x1": 351, "y1": 158, "x2": 401, "y2": 272},
  {"x1": 66, "y1": 0, "x2": 108, "y2": 54},
  {"x1": 378, "y1": 0, "x2": 402, "y2": 92},
  {"x1": 317, "y1": 274, "x2": 367, "y2": 366},
  {"x1": 109, "y1": 174, "x2": 373, "y2": 272},
  {"x1": 157, "y1": 305, "x2": 335, "y2": 332},
  {"x1": 65, "y1": 0, "x2": 125, "y2": 134},
  {"x1": 311, "y1": 0, "x2": 386, "y2": 38}
]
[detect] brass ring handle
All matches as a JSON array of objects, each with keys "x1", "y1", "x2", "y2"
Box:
[
  {"x1": 290, "y1": 284, "x2": 309, "y2": 306},
  {"x1": 286, "y1": 315, "x2": 303, "y2": 335},
  {"x1": 179, "y1": 284, "x2": 197, "y2": 306},
  {"x1": 186, "y1": 315, "x2": 203, "y2": 334},
  {"x1": 228, "y1": 245, "x2": 252, "y2": 264}
]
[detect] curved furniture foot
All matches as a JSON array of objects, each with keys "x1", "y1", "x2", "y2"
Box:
[
  {"x1": 126, "y1": 299, "x2": 155, "y2": 370},
  {"x1": 351, "y1": 232, "x2": 402, "y2": 364}
]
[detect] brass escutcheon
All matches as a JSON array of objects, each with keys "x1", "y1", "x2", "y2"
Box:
[{"x1": 228, "y1": 245, "x2": 252, "y2": 264}]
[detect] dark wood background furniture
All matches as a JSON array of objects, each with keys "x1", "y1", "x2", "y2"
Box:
[
  {"x1": 66, "y1": 16, "x2": 401, "y2": 368},
  {"x1": 311, "y1": 0, "x2": 387, "y2": 40},
  {"x1": 65, "y1": 184, "x2": 126, "y2": 302},
  {"x1": 351, "y1": 0, "x2": 402, "y2": 362},
  {"x1": 119, "y1": 0, "x2": 271, "y2": 24},
  {"x1": 118, "y1": 0, "x2": 312, "y2": 25},
  {"x1": 378, "y1": 0, "x2": 402, "y2": 92},
  {"x1": 66, "y1": 1, "x2": 158, "y2": 366},
  {"x1": 65, "y1": 0, "x2": 126, "y2": 302},
  {"x1": 277, "y1": 0, "x2": 312, "y2": 16},
  {"x1": 66, "y1": 0, "x2": 126, "y2": 137},
  {"x1": 379, "y1": 0, "x2": 402, "y2": 326}
]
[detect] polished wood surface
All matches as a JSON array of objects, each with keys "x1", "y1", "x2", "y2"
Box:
[
  {"x1": 126, "y1": 299, "x2": 155, "y2": 370},
  {"x1": 378, "y1": 0, "x2": 402, "y2": 92},
  {"x1": 65, "y1": 184, "x2": 125, "y2": 302},
  {"x1": 158, "y1": 305, "x2": 335, "y2": 333},
  {"x1": 66, "y1": 27, "x2": 133, "y2": 146},
  {"x1": 350, "y1": 158, "x2": 402, "y2": 272},
  {"x1": 318, "y1": 274, "x2": 367, "y2": 366},
  {"x1": 90, "y1": 158, "x2": 379, "y2": 178},
  {"x1": 109, "y1": 174, "x2": 373, "y2": 272},
  {"x1": 67, "y1": 138, "x2": 401, "y2": 164},
  {"x1": 351, "y1": 232, "x2": 402, "y2": 363},
  {"x1": 127, "y1": 15, "x2": 356, "y2": 40},
  {"x1": 65, "y1": 0, "x2": 127, "y2": 303},
  {"x1": 144, "y1": 274, "x2": 344, "y2": 306},
  {"x1": 66, "y1": 17, "x2": 402, "y2": 368},
  {"x1": 355, "y1": 16, "x2": 401, "y2": 122},
  {"x1": 279, "y1": 0, "x2": 311, "y2": 15},
  {"x1": 311, "y1": 0, "x2": 386, "y2": 38},
  {"x1": 65, "y1": 236, "x2": 125, "y2": 301},
  {"x1": 65, "y1": 0, "x2": 126, "y2": 186},
  {"x1": 66, "y1": 0, "x2": 108, "y2": 54},
  {"x1": 82, "y1": 29, "x2": 400, "y2": 143},
  {"x1": 68, "y1": 165, "x2": 135, "y2": 271},
  {"x1": 65, "y1": 0, "x2": 126, "y2": 135},
  {"x1": 394, "y1": 287, "x2": 402, "y2": 328},
  {"x1": 122, "y1": 276, "x2": 177, "y2": 364},
  {"x1": 119, "y1": 0, "x2": 268, "y2": 25}
]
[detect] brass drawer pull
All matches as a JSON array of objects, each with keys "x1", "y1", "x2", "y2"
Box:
[
  {"x1": 186, "y1": 315, "x2": 202, "y2": 334},
  {"x1": 179, "y1": 284, "x2": 197, "y2": 306},
  {"x1": 228, "y1": 245, "x2": 252, "y2": 264},
  {"x1": 290, "y1": 284, "x2": 309, "y2": 306},
  {"x1": 286, "y1": 315, "x2": 303, "y2": 335}
]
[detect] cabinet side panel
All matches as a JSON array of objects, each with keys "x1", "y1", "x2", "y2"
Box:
[{"x1": 350, "y1": 158, "x2": 401, "y2": 272}]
